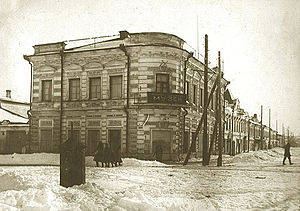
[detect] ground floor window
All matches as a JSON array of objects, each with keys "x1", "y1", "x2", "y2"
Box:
[
  {"x1": 183, "y1": 131, "x2": 189, "y2": 153},
  {"x1": 191, "y1": 132, "x2": 197, "y2": 152},
  {"x1": 67, "y1": 130, "x2": 80, "y2": 143},
  {"x1": 108, "y1": 129, "x2": 121, "y2": 153},
  {"x1": 40, "y1": 129, "x2": 53, "y2": 152}
]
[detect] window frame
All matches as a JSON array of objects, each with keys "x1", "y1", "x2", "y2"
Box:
[
  {"x1": 89, "y1": 77, "x2": 101, "y2": 100},
  {"x1": 110, "y1": 75, "x2": 123, "y2": 99},
  {"x1": 41, "y1": 80, "x2": 52, "y2": 102},
  {"x1": 156, "y1": 73, "x2": 170, "y2": 93},
  {"x1": 69, "y1": 78, "x2": 80, "y2": 101},
  {"x1": 192, "y1": 84, "x2": 197, "y2": 105}
]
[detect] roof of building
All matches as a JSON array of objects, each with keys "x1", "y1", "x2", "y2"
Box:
[
  {"x1": 0, "y1": 94, "x2": 29, "y2": 123},
  {"x1": 0, "y1": 107, "x2": 28, "y2": 124}
]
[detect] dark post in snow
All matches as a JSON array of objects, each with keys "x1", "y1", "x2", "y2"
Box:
[
  {"x1": 260, "y1": 105, "x2": 263, "y2": 150},
  {"x1": 203, "y1": 34, "x2": 209, "y2": 166},
  {"x1": 217, "y1": 51, "x2": 223, "y2": 166},
  {"x1": 60, "y1": 122, "x2": 86, "y2": 188}
]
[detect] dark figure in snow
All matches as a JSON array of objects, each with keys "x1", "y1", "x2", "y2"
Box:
[
  {"x1": 154, "y1": 144, "x2": 163, "y2": 162},
  {"x1": 110, "y1": 146, "x2": 117, "y2": 167},
  {"x1": 116, "y1": 145, "x2": 123, "y2": 166},
  {"x1": 283, "y1": 143, "x2": 293, "y2": 165},
  {"x1": 103, "y1": 143, "x2": 111, "y2": 167},
  {"x1": 93, "y1": 142, "x2": 104, "y2": 167}
]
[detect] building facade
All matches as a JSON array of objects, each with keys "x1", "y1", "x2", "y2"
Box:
[{"x1": 24, "y1": 31, "x2": 228, "y2": 160}]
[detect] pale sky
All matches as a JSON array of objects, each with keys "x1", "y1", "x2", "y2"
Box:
[{"x1": 1, "y1": 0, "x2": 299, "y2": 135}]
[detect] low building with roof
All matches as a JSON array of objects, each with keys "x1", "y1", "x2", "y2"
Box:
[{"x1": 0, "y1": 90, "x2": 29, "y2": 154}]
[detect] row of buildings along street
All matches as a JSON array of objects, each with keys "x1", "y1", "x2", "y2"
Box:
[{"x1": 0, "y1": 31, "x2": 294, "y2": 160}]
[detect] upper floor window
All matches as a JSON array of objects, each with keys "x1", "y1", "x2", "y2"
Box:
[
  {"x1": 210, "y1": 93, "x2": 214, "y2": 110},
  {"x1": 110, "y1": 75, "x2": 122, "y2": 99},
  {"x1": 192, "y1": 84, "x2": 197, "y2": 105},
  {"x1": 42, "y1": 80, "x2": 52, "y2": 102},
  {"x1": 69, "y1": 78, "x2": 80, "y2": 100},
  {"x1": 200, "y1": 88, "x2": 203, "y2": 107},
  {"x1": 89, "y1": 77, "x2": 101, "y2": 99},
  {"x1": 156, "y1": 74, "x2": 169, "y2": 93},
  {"x1": 185, "y1": 81, "x2": 190, "y2": 102}
]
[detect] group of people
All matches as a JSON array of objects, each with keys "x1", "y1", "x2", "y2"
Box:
[{"x1": 93, "y1": 143, "x2": 122, "y2": 167}]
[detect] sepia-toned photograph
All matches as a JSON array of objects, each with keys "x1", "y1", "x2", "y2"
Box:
[{"x1": 0, "y1": 0, "x2": 299, "y2": 210}]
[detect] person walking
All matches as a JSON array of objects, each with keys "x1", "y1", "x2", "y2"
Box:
[
  {"x1": 283, "y1": 142, "x2": 293, "y2": 165},
  {"x1": 93, "y1": 142, "x2": 104, "y2": 167}
]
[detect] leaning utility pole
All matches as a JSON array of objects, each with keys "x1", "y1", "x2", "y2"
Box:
[
  {"x1": 217, "y1": 51, "x2": 223, "y2": 166},
  {"x1": 203, "y1": 34, "x2": 209, "y2": 166},
  {"x1": 269, "y1": 108, "x2": 271, "y2": 149},
  {"x1": 183, "y1": 77, "x2": 218, "y2": 165},
  {"x1": 260, "y1": 105, "x2": 263, "y2": 150}
]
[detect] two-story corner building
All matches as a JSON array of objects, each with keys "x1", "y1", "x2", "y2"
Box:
[
  {"x1": 24, "y1": 31, "x2": 228, "y2": 161},
  {"x1": 0, "y1": 90, "x2": 29, "y2": 154}
]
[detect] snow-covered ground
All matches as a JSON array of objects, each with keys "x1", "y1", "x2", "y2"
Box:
[{"x1": 0, "y1": 147, "x2": 299, "y2": 210}]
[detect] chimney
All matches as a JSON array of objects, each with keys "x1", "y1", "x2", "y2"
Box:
[
  {"x1": 6, "y1": 90, "x2": 11, "y2": 99},
  {"x1": 119, "y1": 31, "x2": 130, "y2": 39}
]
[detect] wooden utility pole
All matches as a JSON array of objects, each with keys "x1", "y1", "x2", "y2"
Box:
[
  {"x1": 217, "y1": 51, "x2": 223, "y2": 166},
  {"x1": 268, "y1": 108, "x2": 271, "y2": 149},
  {"x1": 260, "y1": 105, "x2": 263, "y2": 150},
  {"x1": 203, "y1": 34, "x2": 209, "y2": 166}
]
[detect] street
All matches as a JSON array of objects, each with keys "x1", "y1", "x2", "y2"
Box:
[{"x1": 0, "y1": 147, "x2": 299, "y2": 210}]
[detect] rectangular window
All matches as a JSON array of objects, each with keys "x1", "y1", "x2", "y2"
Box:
[
  {"x1": 89, "y1": 77, "x2": 101, "y2": 99},
  {"x1": 183, "y1": 131, "x2": 189, "y2": 153},
  {"x1": 40, "y1": 129, "x2": 52, "y2": 152},
  {"x1": 42, "y1": 80, "x2": 52, "y2": 101},
  {"x1": 185, "y1": 81, "x2": 189, "y2": 101},
  {"x1": 192, "y1": 84, "x2": 197, "y2": 105},
  {"x1": 69, "y1": 78, "x2": 80, "y2": 100},
  {"x1": 156, "y1": 74, "x2": 169, "y2": 93},
  {"x1": 110, "y1": 75, "x2": 122, "y2": 99},
  {"x1": 200, "y1": 88, "x2": 203, "y2": 107},
  {"x1": 87, "y1": 130, "x2": 100, "y2": 156}
]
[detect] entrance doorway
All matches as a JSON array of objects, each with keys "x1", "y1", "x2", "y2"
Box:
[
  {"x1": 87, "y1": 130, "x2": 100, "y2": 155},
  {"x1": 108, "y1": 129, "x2": 121, "y2": 153},
  {"x1": 7, "y1": 131, "x2": 25, "y2": 154},
  {"x1": 152, "y1": 130, "x2": 172, "y2": 161}
]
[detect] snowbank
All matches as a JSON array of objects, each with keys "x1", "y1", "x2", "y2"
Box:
[
  {"x1": 223, "y1": 148, "x2": 284, "y2": 165},
  {"x1": 0, "y1": 153, "x2": 167, "y2": 168}
]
